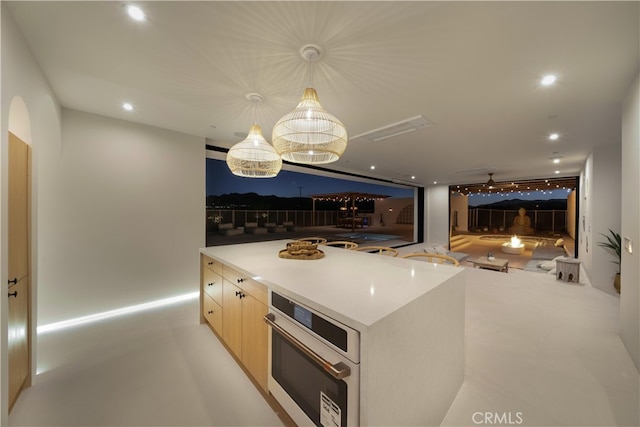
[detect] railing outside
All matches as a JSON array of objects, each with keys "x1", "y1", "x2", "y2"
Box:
[
  {"x1": 206, "y1": 209, "x2": 342, "y2": 230},
  {"x1": 469, "y1": 208, "x2": 567, "y2": 233}
]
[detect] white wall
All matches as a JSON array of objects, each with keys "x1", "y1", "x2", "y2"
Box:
[
  {"x1": 1, "y1": 4, "x2": 62, "y2": 422},
  {"x1": 450, "y1": 194, "x2": 469, "y2": 232},
  {"x1": 621, "y1": 71, "x2": 640, "y2": 371},
  {"x1": 39, "y1": 109, "x2": 205, "y2": 325},
  {"x1": 578, "y1": 145, "x2": 622, "y2": 296},
  {"x1": 425, "y1": 186, "x2": 450, "y2": 246}
]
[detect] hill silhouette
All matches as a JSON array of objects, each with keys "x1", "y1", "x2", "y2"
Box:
[
  {"x1": 206, "y1": 192, "x2": 374, "y2": 211},
  {"x1": 471, "y1": 198, "x2": 567, "y2": 210}
]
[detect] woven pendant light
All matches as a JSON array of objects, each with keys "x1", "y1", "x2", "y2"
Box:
[
  {"x1": 226, "y1": 124, "x2": 282, "y2": 178},
  {"x1": 272, "y1": 45, "x2": 347, "y2": 164}
]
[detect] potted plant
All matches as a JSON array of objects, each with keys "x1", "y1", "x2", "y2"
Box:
[{"x1": 597, "y1": 229, "x2": 621, "y2": 293}]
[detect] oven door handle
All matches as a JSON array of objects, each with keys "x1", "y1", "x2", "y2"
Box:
[{"x1": 264, "y1": 313, "x2": 351, "y2": 380}]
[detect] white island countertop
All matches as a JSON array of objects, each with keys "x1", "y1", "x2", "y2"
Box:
[
  {"x1": 201, "y1": 239, "x2": 464, "y2": 331},
  {"x1": 201, "y1": 239, "x2": 466, "y2": 426}
]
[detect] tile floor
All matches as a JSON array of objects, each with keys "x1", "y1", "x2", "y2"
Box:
[{"x1": 9, "y1": 267, "x2": 639, "y2": 426}]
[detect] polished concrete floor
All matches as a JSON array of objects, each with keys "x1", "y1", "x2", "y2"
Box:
[{"x1": 9, "y1": 267, "x2": 639, "y2": 426}]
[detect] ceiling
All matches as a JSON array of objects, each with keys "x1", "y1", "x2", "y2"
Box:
[{"x1": 6, "y1": 1, "x2": 639, "y2": 188}]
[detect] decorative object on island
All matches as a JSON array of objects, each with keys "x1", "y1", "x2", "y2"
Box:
[
  {"x1": 272, "y1": 45, "x2": 347, "y2": 164},
  {"x1": 226, "y1": 93, "x2": 282, "y2": 178},
  {"x1": 487, "y1": 252, "x2": 495, "y2": 261},
  {"x1": 556, "y1": 257, "x2": 581, "y2": 283},
  {"x1": 597, "y1": 229, "x2": 621, "y2": 293},
  {"x1": 278, "y1": 240, "x2": 325, "y2": 260}
]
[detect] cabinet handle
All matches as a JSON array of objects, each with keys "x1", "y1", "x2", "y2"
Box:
[
  {"x1": 208, "y1": 282, "x2": 215, "y2": 286},
  {"x1": 8, "y1": 291, "x2": 18, "y2": 298},
  {"x1": 207, "y1": 310, "x2": 213, "y2": 315},
  {"x1": 8, "y1": 278, "x2": 17, "y2": 285},
  {"x1": 235, "y1": 290, "x2": 240, "y2": 296},
  {"x1": 237, "y1": 278, "x2": 244, "y2": 283},
  {"x1": 208, "y1": 261, "x2": 213, "y2": 266},
  {"x1": 239, "y1": 292, "x2": 246, "y2": 299}
]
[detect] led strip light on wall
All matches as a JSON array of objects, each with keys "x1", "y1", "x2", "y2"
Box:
[{"x1": 37, "y1": 292, "x2": 199, "y2": 335}]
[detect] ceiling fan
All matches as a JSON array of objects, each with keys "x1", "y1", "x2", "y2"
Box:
[{"x1": 486, "y1": 173, "x2": 496, "y2": 188}]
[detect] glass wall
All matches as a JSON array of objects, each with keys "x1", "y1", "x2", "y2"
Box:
[{"x1": 206, "y1": 152, "x2": 418, "y2": 246}]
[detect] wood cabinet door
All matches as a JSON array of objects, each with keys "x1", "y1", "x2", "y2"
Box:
[
  {"x1": 8, "y1": 132, "x2": 31, "y2": 411},
  {"x1": 202, "y1": 268, "x2": 223, "y2": 305},
  {"x1": 241, "y1": 295, "x2": 269, "y2": 392},
  {"x1": 203, "y1": 294, "x2": 223, "y2": 336},
  {"x1": 222, "y1": 280, "x2": 242, "y2": 359},
  {"x1": 8, "y1": 133, "x2": 29, "y2": 283}
]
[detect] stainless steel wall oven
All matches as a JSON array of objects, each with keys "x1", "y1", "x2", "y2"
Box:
[{"x1": 266, "y1": 291, "x2": 360, "y2": 426}]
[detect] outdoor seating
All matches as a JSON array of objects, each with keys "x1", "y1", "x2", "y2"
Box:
[
  {"x1": 264, "y1": 222, "x2": 286, "y2": 233},
  {"x1": 282, "y1": 221, "x2": 296, "y2": 232},
  {"x1": 322, "y1": 241, "x2": 359, "y2": 249},
  {"x1": 353, "y1": 246, "x2": 398, "y2": 256},
  {"x1": 217, "y1": 223, "x2": 244, "y2": 236},
  {"x1": 401, "y1": 252, "x2": 460, "y2": 266},
  {"x1": 244, "y1": 222, "x2": 268, "y2": 234}
]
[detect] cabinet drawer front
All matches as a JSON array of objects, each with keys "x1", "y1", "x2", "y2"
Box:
[
  {"x1": 202, "y1": 255, "x2": 223, "y2": 275},
  {"x1": 202, "y1": 268, "x2": 223, "y2": 305},
  {"x1": 203, "y1": 294, "x2": 223, "y2": 336},
  {"x1": 223, "y1": 265, "x2": 267, "y2": 305}
]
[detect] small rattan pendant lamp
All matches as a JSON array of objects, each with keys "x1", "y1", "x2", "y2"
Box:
[
  {"x1": 226, "y1": 93, "x2": 282, "y2": 178},
  {"x1": 272, "y1": 45, "x2": 347, "y2": 165}
]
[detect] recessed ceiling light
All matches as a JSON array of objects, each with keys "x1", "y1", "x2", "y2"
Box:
[
  {"x1": 541, "y1": 74, "x2": 557, "y2": 86},
  {"x1": 549, "y1": 133, "x2": 559, "y2": 140},
  {"x1": 411, "y1": 176, "x2": 416, "y2": 180},
  {"x1": 433, "y1": 181, "x2": 437, "y2": 185},
  {"x1": 555, "y1": 170, "x2": 560, "y2": 174},
  {"x1": 553, "y1": 158, "x2": 560, "y2": 164},
  {"x1": 127, "y1": 5, "x2": 146, "y2": 21},
  {"x1": 122, "y1": 102, "x2": 134, "y2": 111},
  {"x1": 370, "y1": 165, "x2": 375, "y2": 170}
]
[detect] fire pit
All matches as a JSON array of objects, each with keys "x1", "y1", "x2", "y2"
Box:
[{"x1": 501, "y1": 235, "x2": 525, "y2": 255}]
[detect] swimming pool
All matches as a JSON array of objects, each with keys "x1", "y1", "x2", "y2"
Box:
[{"x1": 334, "y1": 232, "x2": 401, "y2": 242}]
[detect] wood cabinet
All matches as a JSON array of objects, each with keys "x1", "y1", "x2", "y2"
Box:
[
  {"x1": 200, "y1": 254, "x2": 268, "y2": 392},
  {"x1": 202, "y1": 294, "x2": 223, "y2": 336},
  {"x1": 8, "y1": 132, "x2": 31, "y2": 411}
]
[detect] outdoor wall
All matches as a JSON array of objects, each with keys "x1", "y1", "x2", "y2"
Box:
[
  {"x1": 566, "y1": 190, "x2": 576, "y2": 240},
  {"x1": 38, "y1": 109, "x2": 204, "y2": 325},
  {"x1": 621, "y1": 70, "x2": 640, "y2": 372},
  {"x1": 425, "y1": 185, "x2": 450, "y2": 246},
  {"x1": 373, "y1": 197, "x2": 413, "y2": 227},
  {"x1": 1, "y1": 4, "x2": 62, "y2": 422},
  {"x1": 449, "y1": 194, "x2": 469, "y2": 232}
]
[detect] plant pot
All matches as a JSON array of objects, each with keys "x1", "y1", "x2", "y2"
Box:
[{"x1": 614, "y1": 273, "x2": 621, "y2": 293}]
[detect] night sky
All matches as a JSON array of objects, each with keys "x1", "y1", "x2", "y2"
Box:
[
  {"x1": 206, "y1": 158, "x2": 415, "y2": 198},
  {"x1": 468, "y1": 188, "x2": 572, "y2": 206},
  {"x1": 207, "y1": 158, "x2": 571, "y2": 203}
]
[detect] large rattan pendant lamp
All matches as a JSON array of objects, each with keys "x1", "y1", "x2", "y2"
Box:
[
  {"x1": 272, "y1": 45, "x2": 348, "y2": 164},
  {"x1": 226, "y1": 93, "x2": 282, "y2": 178}
]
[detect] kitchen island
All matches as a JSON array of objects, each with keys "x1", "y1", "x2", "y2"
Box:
[{"x1": 200, "y1": 240, "x2": 465, "y2": 426}]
